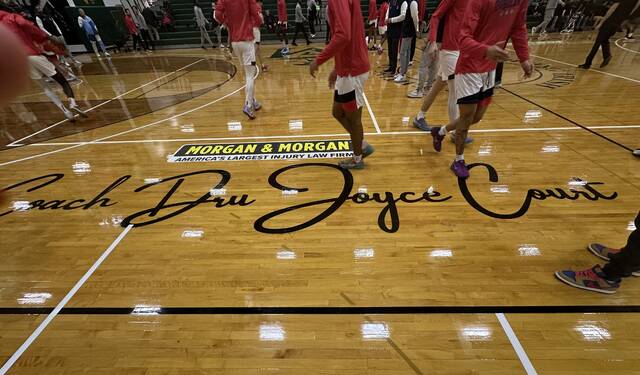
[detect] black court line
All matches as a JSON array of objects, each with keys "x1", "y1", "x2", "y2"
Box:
[
  {"x1": 500, "y1": 86, "x2": 634, "y2": 152},
  {"x1": 1, "y1": 305, "x2": 640, "y2": 315}
]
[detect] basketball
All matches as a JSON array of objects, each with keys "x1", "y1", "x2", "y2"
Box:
[{"x1": 0, "y1": 23, "x2": 29, "y2": 107}]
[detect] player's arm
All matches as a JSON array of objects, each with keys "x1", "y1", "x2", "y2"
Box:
[
  {"x1": 17, "y1": 15, "x2": 52, "y2": 45},
  {"x1": 510, "y1": 0, "x2": 533, "y2": 76},
  {"x1": 410, "y1": 0, "x2": 419, "y2": 33},
  {"x1": 314, "y1": 0, "x2": 351, "y2": 68},
  {"x1": 390, "y1": 1, "x2": 408, "y2": 23},
  {"x1": 77, "y1": 16, "x2": 83, "y2": 28},
  {"x1": 427, "y1": 0, "x2": 453, "y2": 42}
]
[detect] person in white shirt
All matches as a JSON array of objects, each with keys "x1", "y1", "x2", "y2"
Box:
[{"x1": 194, "y1": 1, "x2": 213, "y2": 49}]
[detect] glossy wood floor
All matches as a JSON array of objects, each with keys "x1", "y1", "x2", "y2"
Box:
[{"x1": 0, "y1": 30, "x2": 639, "y2": 374}]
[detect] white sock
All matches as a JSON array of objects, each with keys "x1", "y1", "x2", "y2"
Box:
[
  {"x1": 455, "y1": 154, "x2": 464, "y2": 162},
  {"x1": 439, "y1": 127, "x2": 447, "y2": 136},
  {"x1": 69, "y1": 98, "x2": 77, "y2": 107},
  {"x1": 416, "y1": 111, "x2": 425, "y2": 120}
]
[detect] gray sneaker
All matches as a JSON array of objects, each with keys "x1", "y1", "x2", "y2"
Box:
[
  {"x1": 413, "y1": 117, "x2": 430, "y2": 131},
  {"x1": 362, "y1": 144, "x2": 375, "y2": 159},
  {"x1": 407, "y1": 89, "x2": 424, "y2": 98},
  {"x1": 339, "y1": 157, "x2": 364, "y2": 170}
]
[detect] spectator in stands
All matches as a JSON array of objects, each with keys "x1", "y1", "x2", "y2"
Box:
[
  {"x1": 77, "y1": 8, "x2": 110, "y2": 58},
  {"x1": 124, "y1": 8, "x2": 147, "y2": 52},
  {"x1": 142, "y1": 6, "x2": 160, "y2": 42},
  {"x1": 194, "y1": 1, "x2": 214, "y2": 49}
]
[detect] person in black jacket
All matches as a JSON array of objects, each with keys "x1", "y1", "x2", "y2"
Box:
[{"x1": 142, "y1": 6, "x2": 160, "y2": 41}]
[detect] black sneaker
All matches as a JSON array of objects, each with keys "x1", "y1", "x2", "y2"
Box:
[{"x1": 578, "y1": 63, "x2": 591, "y2": 69}]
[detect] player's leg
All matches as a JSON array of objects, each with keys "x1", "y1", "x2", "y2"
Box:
[
  {"x1": 413, "y1": 76, "x2": 446, "y2": 130},
  {"x1": 28, "y1": 56, "x2": 75, "y2": 121},
  {"x1": 234, "y1": 42, "x2": 258, "y2": 119},
  {"x1": 334, "y1": 74, "x2": 373, "y2": 169},
  {"x1": 396, "y1": 37, "x2": 411, "y2": 82}
]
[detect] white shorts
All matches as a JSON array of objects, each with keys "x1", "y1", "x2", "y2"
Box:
[
  {"x1": 334, "y1": 72, "x2": 369, "y2": 110},
  {"x1": 378, "y1": 25, "x2": 387, "y2": 35},
  {"x1": 369, "y1": 19, "x2": 377, "y2": 27},
  {"x1": 253, "y1": 27, "x2": 261, "y2": 43},
  {"x1": 437, "y1": 49, "x2": 460, "y2": 81},
  {"x1": 455, "y1": 70, "x2": 496, "y2": 106},
  {"x1": 232, "y1": 41, "x2": 256, "y2": 66},
  {"x1": 28, "y1": 55, "x2": 57, "y2": 80}
]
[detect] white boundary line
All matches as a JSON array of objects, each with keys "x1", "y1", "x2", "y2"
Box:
[
  {"x1": 362, "y1": 93, "x2": 382, "y2": 133},
  {"x1": 7, "y1": 59, "x2": 206, "y2": 147},
  {"x1": 496, "y1": 313, "x2": 538, "y2": 375},
  {"x1": 615, "y1": 38, "x2": 640, "y2": 55},
  {"x1": 19, "y1": 124, "x2": 640, "y2": 146},
  {"x1": 0, "y1": 225, "x2": 134, "y2": 375},
  {"x1": 527, "y1": 52, "x2": 640, "y2": 84},
  {"x1": 0, "y1": 68, "x2": 258, "y2": 168}
]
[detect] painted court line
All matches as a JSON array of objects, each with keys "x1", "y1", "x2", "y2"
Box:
[
  {"x1": 21, "y1": 124, "x2": 640, "y2": 146},
  {"x1": 0, "y1": 68, "x2": 259, "y2": 168},
  {"x1": 615, "y1": 38, "x2": 640, "y2": 55},
  {"x1": 496, "y1": 313, "x2": 538, "y2": 375},
  {"x1": 8, "y1": 59, "x2": 205, "y2": 147},
  {"x1": 528, "y1": 52, "x2": 640, "y2": 84},
  {"x1": 362, "y1": 92, "x2": 382, "y2": 134},
  {"x1": 0, "y1": 225, "x2": 134, "y2": 375}
]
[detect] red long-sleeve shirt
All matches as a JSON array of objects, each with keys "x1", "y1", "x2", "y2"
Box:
[
  {"x1": 124, "y1": 15, "x2": 138, "y2": 35},
  {"x1": 254, "y1": 1, "x2": 263, "y2": 28},
  {"x1": 277, "y1": 0, "x2": 287, "y2": 23},
  {"x1": 418, "y1": 0, "x2": 426, "y2": 21},
  {"x1": 428, "y1": 0, "x2": 467, "y2": 51},
  {"x1": 368, "y1": 0, "x2": 378, "y2": 21},
  {"x1": 455, "y1": 0, "x2": 529, "y2": 74},
  {"x1": 215, "y1": 0, "x2": 261, "y2": 42},
  {"x1": 377, "y1": 1, "x2": 389, "y2": 26},
  {"x1": 316, "y1": 0, "x2": 370, "y2": 77},
  {"x1": 0, "y1": 10, "x2": 48, "y2": 56}
]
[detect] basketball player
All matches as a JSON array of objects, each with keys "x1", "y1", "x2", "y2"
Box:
[
  {"x1": 254, "y1": 0, "x2": 268, "y2": 71},
  {"x1": 367, "y1": 0, "x2": 378, "y2": 49},
  {"x1": 394, "y1": 0, "x2": 419, "y2": 83},
  {"x1": 277, "y1": 0, "x2": 290, "y2": 54},
  {"x1": 1, "y1": 8, "x2": 88, "y2": 122},
  {"x1": 429, "y1": 0, "x2": 532, "y2": 179},
  {"x1": 579, "y1": 0, "x2": 640, "y2": 69},
  {"x1": 412, "y1": 0, "x2": 466, "y2": 131},
  {"x1": 556, "y1": 211, "x2": 640, "y2": 294},
  {"x1": 532, "y1": 0, "x2": 565, "y2": 35},
  {"x1": 215, "y1": 0, "x2": 262, "y2": 119},
  {"x1": 309, "y1": 0, "x2": 374, "y2": 170},
  {"x1": 374, "y1": 0, "x2": 389, "y2": 54},
  {"x1": 384, "y1": 0, "x2": 402, "y2": 75},
  {"x1": 77, "y1": 9, "x2": 110, "y2": 58}
]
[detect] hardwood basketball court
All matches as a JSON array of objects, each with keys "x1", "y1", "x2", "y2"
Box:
[{"x1": 1, "y1": 33, "x2": 639, "y2": 374}]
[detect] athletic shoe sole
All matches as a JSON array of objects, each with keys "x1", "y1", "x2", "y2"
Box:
[{"x1": 554, "y1": 271, "x2": 617, "y2": 294}]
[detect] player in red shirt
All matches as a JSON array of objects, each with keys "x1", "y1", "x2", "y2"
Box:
[
  {"x1": 413, "y1": 0, "x2": 467, "y2": 134},
  {"x1": 309, "y1": 0, "x2": 375, "y2": 170},
  {"x1": 215, "y1": 0, "x2": 262, "y2": 119},
  {"x1": 429, "y1": 0, "x2": 533, "y2": 179},
  {"x1": 375, "y1": 0, "x2": 389, "y2": 54},
  {"x1": 367, "y1": 0, "x2": 378, "y2": 49},
  {"x1": 0, "y1": 9, "x2": 87, "y2": 122},
  {"x1": 277, "y1": 0, "x2": 290, "y2": 54}
]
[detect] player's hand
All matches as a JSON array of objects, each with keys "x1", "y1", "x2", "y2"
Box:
[
  {"x1": 309, "y1": 60, "x2": 319, "y2": 77},
  {"x1": 428, "y1": 41, "x2": 438, "y2": 58},
  {"x1": 486, "y1": 42, "x2": 509, "y2": 62},
  {"x1": 520, "y1": 59, "x2": 534, "y2": 79},
  {"x1": 328, "y1": 69, "x2": 337, "y2": 89}
]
